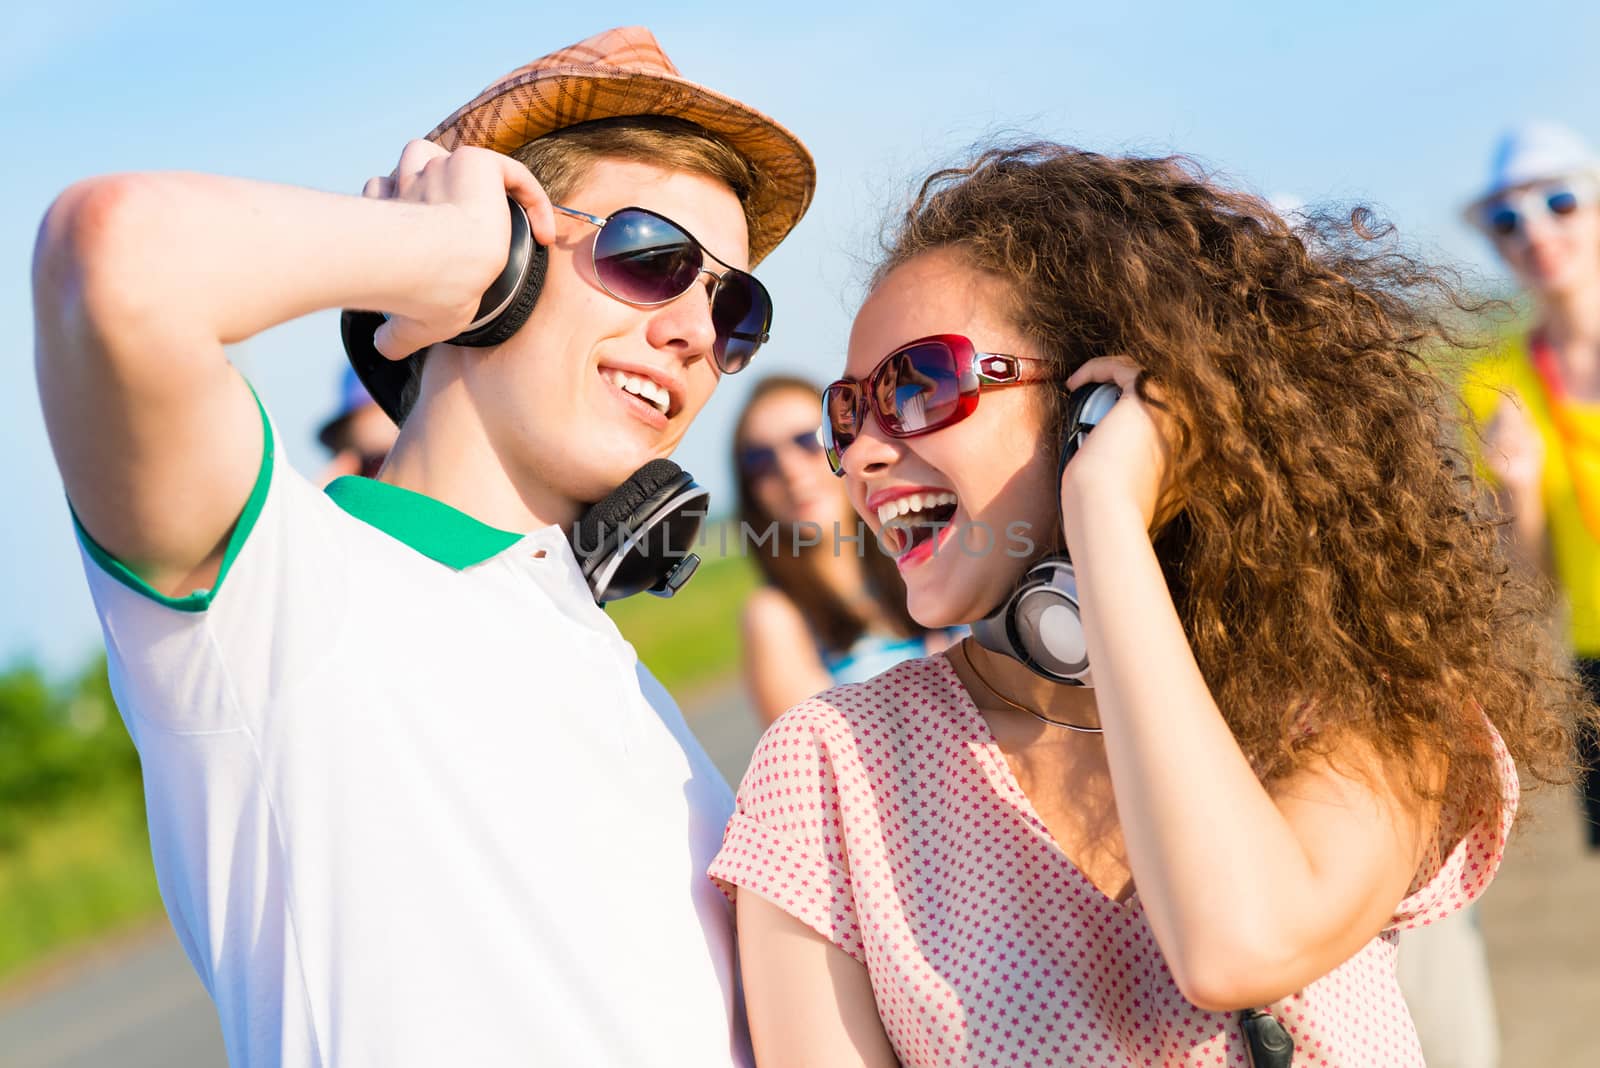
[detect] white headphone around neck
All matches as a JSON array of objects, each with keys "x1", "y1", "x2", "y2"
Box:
[{"x1": 969, "y1": 382, "x2": 1122, "y2": 686}]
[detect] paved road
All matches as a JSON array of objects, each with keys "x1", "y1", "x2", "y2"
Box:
[{"x1": 2, "y1": 685, "x2": 1594, "y2": 1066}]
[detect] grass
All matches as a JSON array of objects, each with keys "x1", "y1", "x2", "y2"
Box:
[
  {"x1": 0, "y1": 787, "x2": 162, "y2": 985},
  {"x1": 607, "y1": 531, "x2": 758, "y2": 697}
]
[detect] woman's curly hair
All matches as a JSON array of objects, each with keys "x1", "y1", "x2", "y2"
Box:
[{"x1": 875, "y1": 142, "x2": 1591, "y2": 829}]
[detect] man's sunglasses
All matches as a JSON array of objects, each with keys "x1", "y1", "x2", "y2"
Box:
[
  {"x1": 738, "y1": 428, "x2": 825, "y2": 480},
  {"x1": 555, "y1": 204, "x2": 772, "y2": 374},
  {"x1": 1479, "y1": 180, "x2": 1594, "y2": 239},
  {"x1": 820, "y1": 334, "x2": 1048, "y2": 476}
]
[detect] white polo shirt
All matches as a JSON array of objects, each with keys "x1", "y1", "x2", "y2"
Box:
[{"x1": 74, "y1": 402, "x2": 751, "y2": 1067}]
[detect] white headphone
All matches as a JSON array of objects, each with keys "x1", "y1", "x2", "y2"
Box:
[{"x1": 969, "y1": 382, "x2": 1121, "y2": 686}]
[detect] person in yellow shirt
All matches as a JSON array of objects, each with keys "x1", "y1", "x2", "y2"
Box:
[{"x1": 1461, "y1": 121, "x2": 1600, "y2": 851}]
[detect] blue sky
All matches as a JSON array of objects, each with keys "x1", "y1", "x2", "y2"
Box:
[{"x1": 5, "y1": 0, "x2": 1598, "y2": 673}]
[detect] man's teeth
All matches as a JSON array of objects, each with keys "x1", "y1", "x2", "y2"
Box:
[
  {"x1": 876, "y1": 492, "x2": 957, "y2": 525},
  {"x1": 603, "y1": 369, "x2": 670, "y2": 415}
]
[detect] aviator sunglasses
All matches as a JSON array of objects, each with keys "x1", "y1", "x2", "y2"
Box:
[
  {"x1": 820, "y1": 334, "x2": 1048, "y2": 476},
  {"x1": 1479, "y1": 178, "x2": 1596, "y2": 239},
  {"x1": 555, "y1": 204, "x2": 773, "y2": 374},
  {"x1": 738, "y1": 428, "x2": 825, "y2": 480}
]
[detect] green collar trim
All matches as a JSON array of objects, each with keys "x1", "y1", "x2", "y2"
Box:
[{"x1": 325, "y1": 477, "x2": 525, "y2": 570}]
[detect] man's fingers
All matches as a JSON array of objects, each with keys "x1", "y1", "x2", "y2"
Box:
[
  {"x1": 390, "y1": 139, "x2": 449, "y2": 198},
  {"x1": 372, "y1": 317, "x2": 430, "y2": 362},
  {"x1": 362, "y1": 176, "x2": 395, "y2": 200},
  {"x1": 501, "y1": 157, "x2": 557, "y2": 246},
  {"x1": 394, "y1": 138, "x2": 448, "y2": 175}
]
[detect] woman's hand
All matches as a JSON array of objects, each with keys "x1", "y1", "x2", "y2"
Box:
[
  {"x1": 358, "y1": 140, "x2": 557, "y2": 359},
  {"x1": 1061, "y1": 356, "x2": 1178, "y2": 531}
]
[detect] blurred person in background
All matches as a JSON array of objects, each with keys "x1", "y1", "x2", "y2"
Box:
[
  {"x1": 316, "y1": 364, "x2": 398, "y2": 483},
  {"x1": 1461, "y1": 121, "x2": 1600, "y2": 852},
  {"x1": 1387, "y1": 118, "x2": 1600, "y2": 1068},
  {"x1": 1413, "y1": 121, "x2": 1600, "y2": 1068},
  {"x1": 734, "y1": 375, "x2": 957, "y2": 725}
]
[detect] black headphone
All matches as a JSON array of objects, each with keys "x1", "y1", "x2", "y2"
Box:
[
  {"x1": 339, "y1": 197, "x2": 547, "y2": 425},
  {"x1": 338, "y1": 198, "x2": 709, "y2": 606},
  {"x1": 969, "y1": 381, "x2": 1122, "y2": 686},
  {"x1": 570, "y1": 459, "x2": 709, "y2": 604}
]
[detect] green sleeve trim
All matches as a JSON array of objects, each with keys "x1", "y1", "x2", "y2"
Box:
[{"x1": 73, "y1": 390, "x2": 275, "y2": 613}]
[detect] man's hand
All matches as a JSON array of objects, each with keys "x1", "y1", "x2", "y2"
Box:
[
  {"x1": 358, "y1": 142, "x2": 556, "y2": 359},
  {"x1": 32, "y1": 145, "x2": 556, "y2": 598}
]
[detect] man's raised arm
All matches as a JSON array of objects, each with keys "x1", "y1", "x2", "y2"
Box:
[{"x1": 32, "y1": 148, "x2": 549, "y2": 597}]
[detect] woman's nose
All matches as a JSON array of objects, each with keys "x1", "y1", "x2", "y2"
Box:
[{"x1": 841, "y1": 409, "x2": 903, "y2": 479}]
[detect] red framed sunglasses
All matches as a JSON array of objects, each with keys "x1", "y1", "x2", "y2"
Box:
[
  {"x1": 820, "y1": 334, "x2": 1048, "y2": 475},
  {"x1": 555, "y1": 204, "x2": 772, "y2": 374}
]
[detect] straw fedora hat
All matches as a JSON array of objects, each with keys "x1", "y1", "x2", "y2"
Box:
[{"x1": 426, "y1": 25, "x2": 815, "y2": 265}]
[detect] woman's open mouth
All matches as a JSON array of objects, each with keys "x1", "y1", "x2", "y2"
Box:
[{"x1": 876, "y1": 491, "x2": 959, "y2": 560}]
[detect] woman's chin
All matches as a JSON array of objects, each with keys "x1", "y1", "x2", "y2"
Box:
[{"x1": 904, "y1": 587, "x2": 976, "y2": 632}]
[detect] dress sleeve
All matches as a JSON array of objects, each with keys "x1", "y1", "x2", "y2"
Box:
[
  {"x1": 708, "y1": 699, "x2": 865, "y2": 965},
  {"x1": 1388, "y1": 724, "x2": 1520, "y2": 930}
]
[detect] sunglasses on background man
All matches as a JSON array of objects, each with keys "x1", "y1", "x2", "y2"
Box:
[{"x1": 1477, "y1": 177, "x2": 1597, "y2": 241}]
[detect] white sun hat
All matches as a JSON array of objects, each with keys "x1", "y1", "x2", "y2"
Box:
[{"x1": 1464, "y1": 121, "x2": 1600, "y2": 228}]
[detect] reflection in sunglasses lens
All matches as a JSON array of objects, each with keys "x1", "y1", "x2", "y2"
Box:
[
  {"x1": 595, "y1": 213, "x2": 702, "y2": 303},
  {"x1": 891, "y1": 344, "x2": 963, "y2": 433},
  {"x1": 823, "y1": 384, "x2": 860, "y2": 474},
  {"x1": 711, "y1": 276, "x2": 768, "y2": 374},
  {"x1": 589, "y1": 208, "x2": 771, "y2": 375}
]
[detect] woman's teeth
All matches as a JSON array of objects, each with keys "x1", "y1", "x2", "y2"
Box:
[
  {"x1": 875, "y1": 491, "x2": 958, "y2": 526},
  {"x1": 602, "y1": 369, "x2": 670, "y2": 415}
]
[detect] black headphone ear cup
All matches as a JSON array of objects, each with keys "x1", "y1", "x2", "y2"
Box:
[
  {"x1": 339, "y1": 308, "x2": 415, "y2": 425},
  {"x1": 449, "y1": 241, "x2": 547, "y2": 348},
  {"x1": 339, "y1": 198, "x2": 546, "y2": 420},
  {"x1": 572, "y1": 459, "x2": 679, "y2": 560},
  {"x1": 570, "y1": 460, "x2": 709, "y2": 603}
]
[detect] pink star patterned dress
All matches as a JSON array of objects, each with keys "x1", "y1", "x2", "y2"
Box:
[{"x1": 709, "y1": 655, "x2": 1516, "y2": 1067}]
